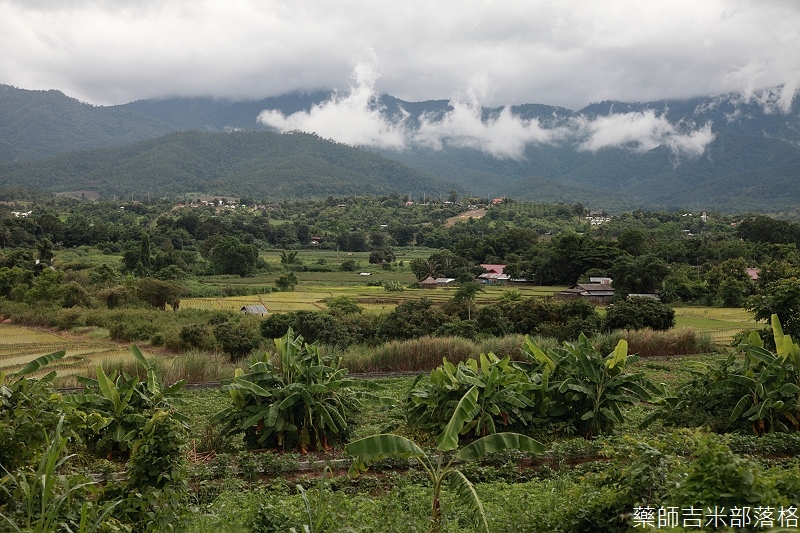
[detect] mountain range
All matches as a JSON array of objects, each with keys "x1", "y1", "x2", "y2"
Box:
[{"x1": 0, "y1": 83, "x2": 798, "y2": 212}]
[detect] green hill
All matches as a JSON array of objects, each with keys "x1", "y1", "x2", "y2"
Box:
[{"x1": 0, "y1": 130, "x2": 456, "y2": 199}]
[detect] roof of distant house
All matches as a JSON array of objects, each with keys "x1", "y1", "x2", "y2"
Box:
[
  {"x1": 480, "y1": 264, "x2": 506, "y2": 274},
  {"x1": 240, "y1": 305, "x2": 268, "y2": 315}
]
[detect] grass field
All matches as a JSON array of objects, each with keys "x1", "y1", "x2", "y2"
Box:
[{"x1": 673, "y1": 306, "x2": 757, "y2": 344}]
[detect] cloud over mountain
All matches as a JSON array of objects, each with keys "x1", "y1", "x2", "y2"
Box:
[{"x1": 259, "y1": 61, "x2": 717, "y2": 161}]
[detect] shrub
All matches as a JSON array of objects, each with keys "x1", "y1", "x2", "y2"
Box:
[
  {"x1": 0, "y1": 351, "x2": 73, "y2": 473},
  {"x1": 274, "y1": 271, "x2": 298, "y2": 291},
  {"x1": 434, "y1": 319, "x2": 479, "y2": 340},
  {"x1": 377, "y1": 298, "x2": 448, "y2": 341},
  {"x1": 521, "y1": 334, "x2": 660, "y2": 438},
  {"x1": 179, "y1": 323, "x2": 216, "y2": 351},
  {"x1": 74, "y1": 346, "x2": 187, "y2": 457},
  {"x1": 644, "y1": 317, "x2": 800, "y2": 434},
  {"x1": 605, "y1": 297, "x2": 675, "y2": 331},
  {"x1": 666, "y1": 433, "x2": 770, "y2": 508},
  {"x1": 213, "y1": 320, "x2": 262, "y2": 361}
]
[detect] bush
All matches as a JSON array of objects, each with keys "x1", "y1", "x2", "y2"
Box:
[
  {"x1": 179, "y1": 323, "x2": 216, "y2": 351},
  {"x1": 377, "y1": 298, "x2": 448, "y2": 341},
  {"x1": 605, "y1": 297, "x2": 675, "y2": 331},
  {"x1": 213, "y1": 320, "x2": 262, "y2": 361},
  {"x1": 666, "y1": 433, "x2": 770, "y2": 508}
]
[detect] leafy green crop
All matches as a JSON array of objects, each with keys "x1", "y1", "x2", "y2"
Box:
[
  {"x1": 405, "y1": 352, "x2": 538, "y2": 437},
  {"x1": 213, "y1": 329, "x2": 370, "y2": 452}
]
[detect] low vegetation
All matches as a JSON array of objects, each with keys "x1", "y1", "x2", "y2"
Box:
[{"x1": 3, "y1": 316, "x2": 800, "y2": 531}]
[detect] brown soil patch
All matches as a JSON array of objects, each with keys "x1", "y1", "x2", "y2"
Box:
[{"x1": 445, "y1": 209, "x2": 487, "y2": 227}]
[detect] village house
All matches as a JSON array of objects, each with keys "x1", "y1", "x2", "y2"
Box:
[
  {"x1": 586, "y1": 210, "x2": 611, "y2": 225},
  {"x1": 478, "y1": 264, "x2": 511, "y2": 285},
  {"x1": 555, "y1": 280, "x2": 616, "y2": 305}
]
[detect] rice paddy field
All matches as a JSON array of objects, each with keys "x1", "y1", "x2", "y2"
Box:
[
  {"x1": 180, "y1": 284, "x2": 568, "y2": 314},
  {"x1": 672, "y1": 306, "x2": 757, "y2": 344},
  {"x1": 0, "y1": 323, "x2": 132, "y2": 381}
]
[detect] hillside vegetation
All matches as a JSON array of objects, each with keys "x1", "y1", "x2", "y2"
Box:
[{"x1": 0, "y1": 130, "x2": 456, "y2": 199}]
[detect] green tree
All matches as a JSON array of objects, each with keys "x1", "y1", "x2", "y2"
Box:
[
  {"x1": 137, "y1": 277, "x2": 186, "y2": 310},
  {"x1": 326, "y1": 296, "x2": 363, "y2": 316},
  {"x1": 36, "y1": 238, "x2": 53, "y2": 264},
  {"x1": 280, "y1": 250, "x2": 299, "y2": 265},
  {"x1": 211, "y1": 237, "x2": 259, "y2": 277},
  {"x1": 747, "y1": 277, "x2": 800, "y2": 339},
  {"x1": 137, "y1": 233, "x2": 153, "y2": 275},
  {"x1": 452, "y1": 281, "x2": 484, "y2": 320},
  {"x1": 610, "y1": 254, "x2": 670, "y2": 295},
  {"x1": 378, "y1": 298, "x2": 448, "y2": 341},
  {"x1": 213, "y1": 320, "x2": 262, "y2": 361},
  {"x1": 274, "y1": 271, "x2": 298, "y2": 292}
]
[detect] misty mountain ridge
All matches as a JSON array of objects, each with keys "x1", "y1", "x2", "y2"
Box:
[{"x1": 0, "y1": 83, "x2": 798, "y2": 211}]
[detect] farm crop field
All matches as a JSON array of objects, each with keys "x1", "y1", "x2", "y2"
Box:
[
  {"x1": 0, "y1": 323, "x2": 132, "y2": 381},
  {"x1": 180, "y1": 283, "x2": 568, "y2": 314},
  {"x1": 673, "y1": 306, "x2": 757, "y2": 344},
  {"x1": 3, "y1": 196, "x2": 798, "y2": 531}
]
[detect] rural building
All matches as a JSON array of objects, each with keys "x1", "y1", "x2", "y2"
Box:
[
  {"x1": 586, "y1": 210, "x2": 611, "y2": 225},
  {"x1": 555, "y1": 282, "x2": 615, "y2": 305},
  {"x1": 435, "y1": 277, "x2": 456, "y2": 287},
  {"x1": 420, "y1": 276, "x2": 438, "y2": 289},
  {"x1": 240, "y1": 305, "x2": 269, "y2": 316},
  {"x1": 478, "y1": 264, "x2": 510, "y2": 285}
]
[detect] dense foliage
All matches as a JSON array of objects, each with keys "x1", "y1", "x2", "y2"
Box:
[{"x1": 213, "y1": 330, "x2": 365, "y2": 452}]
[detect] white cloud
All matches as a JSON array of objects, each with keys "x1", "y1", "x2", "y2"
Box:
[
  {"x1": 413, "y1": 103, "x2": 563, "y2": 159},
  {"x1": 572, "y1": 111, "x2": 715, "y2": 159},
  {"x1": 259, "y1": 60, "x2": 716, "y2": 161},
  {"x1": 258, "y1": 55, "x2": 407, "y2": 149}
]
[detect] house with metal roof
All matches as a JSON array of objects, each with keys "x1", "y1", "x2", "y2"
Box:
[{"x1": 555, "y1": 282, "x2": 615, "y2": 305}]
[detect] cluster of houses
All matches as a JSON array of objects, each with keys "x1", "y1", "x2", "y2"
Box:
[{"x1": 420, "y1": 266, "x2": 661, "y2": 305}]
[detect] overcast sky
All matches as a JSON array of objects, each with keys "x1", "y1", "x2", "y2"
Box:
[{"x1": 2, "y1": 0, "x2": 799, "y2": 110}]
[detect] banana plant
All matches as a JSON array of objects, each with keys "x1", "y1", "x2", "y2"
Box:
[
  {"x1": 214, "y1": 329, "x2": 377, "y2": 452},
  {"x1": 405, "y1": 352, "x2": 538, "y2": 437},
  {"x1": 722, "y1": 315, "x2": 800, "y2": 434},
  {"x1": 0, "y1": 350, "x2": 68, "y2": 471},
  {"x1": 66, "y1": 345, "x2": 186, "y2": 455},
  {"x1": 346, "y1": 386, "x2": 544, "y2": 533},
  {"x1": 521, "y1": 334, "x2": 659, "y2": 438}
]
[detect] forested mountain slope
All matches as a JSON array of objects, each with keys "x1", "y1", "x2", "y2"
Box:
[{"x1": 0, "y1": 130, "x2": 455, "y2": 199}]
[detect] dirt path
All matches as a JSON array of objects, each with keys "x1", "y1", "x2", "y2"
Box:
[{"x1": 445, "y1": 208, "x2": 487, "y2": 226}]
